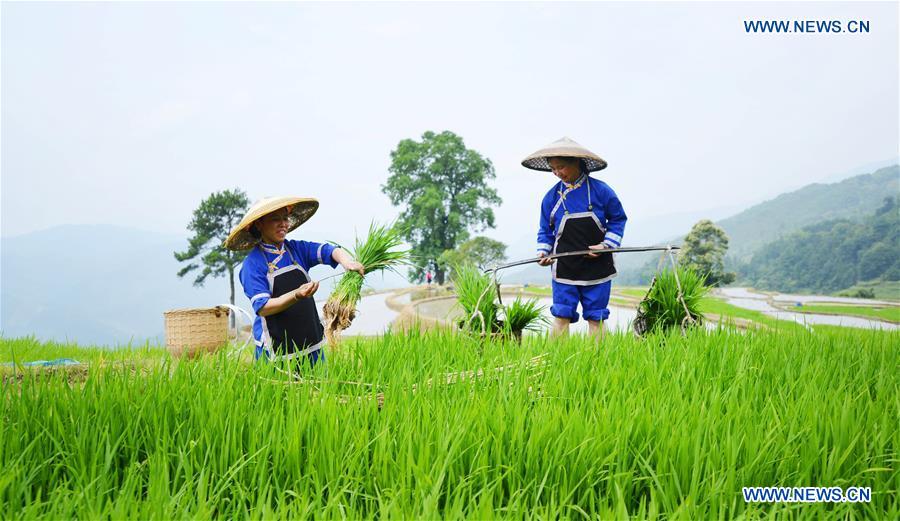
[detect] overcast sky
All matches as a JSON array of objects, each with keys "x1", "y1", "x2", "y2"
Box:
[{"x1": 2, "y1": 1, "x2": 897, "y2": 250}]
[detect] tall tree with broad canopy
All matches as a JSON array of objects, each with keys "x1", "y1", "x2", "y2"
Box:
[
  {"x1": 175, "y1": 188, "x2": 251, "y2": 307},
  {"x1": 382, "y1": 131, "x2": 501, "y2": 283},
  {"x1": 680, "y1": 219, "x2": 736, "y2": 287}
]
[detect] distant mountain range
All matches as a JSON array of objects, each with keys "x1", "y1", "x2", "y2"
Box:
[
  {"x1": 718, "y1": 165, "x2": 899, "y2": 259},
  {"x1": 744, "y1": 197, "x2": 899, "y2": 294}
]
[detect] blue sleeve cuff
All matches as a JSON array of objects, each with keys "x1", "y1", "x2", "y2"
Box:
[
  {"x1": 250, "y1": 293, "x2": 271, "y2": 314},
  {"x1": 319, "y1": 243, "x2": 340, "y2": 268},
  {"x1": 603, "y1": 231, "x2": 622, "y2": 248}
]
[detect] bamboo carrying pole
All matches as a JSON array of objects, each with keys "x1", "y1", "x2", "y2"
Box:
[{"x1": 485, "y1": 245, "x2": 681, "y2": 273}]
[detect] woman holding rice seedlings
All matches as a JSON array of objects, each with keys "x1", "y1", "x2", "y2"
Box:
[
  {"x1": 225, "y1": 196, "x2": 364, "y2": 367},
  {"x1": 523, "y1": 137, "x2": 627, "y2": 338},
  {"x1": 323, "y1": 221, "x2": 408, "y2": 346}
]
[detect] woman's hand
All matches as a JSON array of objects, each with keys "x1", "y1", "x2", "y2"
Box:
[
  {"x1": 586, "y1": 243, "x2": 610, "y2": 258},
  {"x1": 294, "y1": 281, "x2": 319, "y2": 300},
  {"x1": 332, "y1": 248, "x2": 365, "y2": 276},
  {"x1": 343, "y1": 260, "x2": 365, "y2": 276},
  {"x1": 259, "y1": 281, "x2": 319, "y2": 316},
  {"x1": 537, "y1": 251, "x2": 554, "y2": 267}
]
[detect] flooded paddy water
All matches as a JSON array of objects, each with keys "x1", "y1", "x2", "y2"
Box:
[{"x1": 716, "y1": 287, "x2": 899, "y2": 330}]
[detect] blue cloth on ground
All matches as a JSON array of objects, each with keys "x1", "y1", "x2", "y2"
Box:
[{"x1": 1, "y1": 358, "x2": 82, "y2": 367}]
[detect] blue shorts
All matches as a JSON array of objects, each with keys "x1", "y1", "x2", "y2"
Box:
[{"x1": 551, "y1": 280, "x2": 611, "y2": 323}]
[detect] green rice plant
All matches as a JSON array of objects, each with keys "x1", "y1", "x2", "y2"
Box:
[
  {"x1": 634, "y1": 266, "x2": 708, "y2": 335},
  {"x1": 453, "y1": 266, "x2": 547, "y2": 338},
  {"x1": 501, "y1": 297, "x2": 548, "y2": 335},
  {"x1": 2, "y1": 327, "x2": 897, "y2": 519},
  {"x1": 452, "y1": 262, "x2": 500, "y2": 334},
  {"x1": 323, "y1": 221, "x2": 408, "y2": 345}
]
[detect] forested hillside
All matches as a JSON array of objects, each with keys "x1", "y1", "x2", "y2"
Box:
[{"x1": 741, "y1": 197, "x2": 898, "y2": 294}]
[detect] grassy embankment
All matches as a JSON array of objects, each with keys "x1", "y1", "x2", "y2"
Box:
[
  {"x1": 836, "y1": 280, "x2": 900, "y2": 301},
  {"x1": 606, "y1": 286, "x2": 897, "y2": 328},
  {"x1": 1, "y1": 326, "x2": 897, "y2": 519},
  {"x1": 793, "y1": 304, "x2": 900, "y2": 323}
]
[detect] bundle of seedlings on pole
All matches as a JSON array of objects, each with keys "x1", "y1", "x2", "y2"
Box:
[
  {"x1": 454, "y1": 263, "x2": 500, "y2": 334},
  {"x1": 501, "y1": 298, "x2": 549, "y2": 340},
  {"x1": 453, "y1": 263, "x2": 545, "y2": 339},
  {"x1": 323, "y1": 221, "x2": 408, "y2": 347},
  {"x1": 633, "y1": 266, "x2": 708, "y2": 336}
]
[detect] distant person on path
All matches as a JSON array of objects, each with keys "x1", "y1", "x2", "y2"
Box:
[
  {"x1": 426, "y1": 270, "x2": 433, "y2": 285},
  {"x1": 225, "y1": 196, "x2": 364, "y2": 367},
  {"x1": 523, "y1": 137, "x2": 628, "y2": 339}
]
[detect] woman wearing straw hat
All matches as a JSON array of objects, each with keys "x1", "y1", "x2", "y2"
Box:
[
  {"x1": 225, "y1": 196, "x2": 364, "y2": 366},
  {"x1": 522, "y1": 137, "x2": 627, "y2": 338}
]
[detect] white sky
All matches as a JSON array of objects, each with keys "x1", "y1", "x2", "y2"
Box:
[{"x1": 2, "y1": 1, "x2": 898, "y2": 251}]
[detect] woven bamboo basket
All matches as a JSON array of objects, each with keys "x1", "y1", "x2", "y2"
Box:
[{"x1": 163, "y1": 306, "x2": 230, "y2": 358}]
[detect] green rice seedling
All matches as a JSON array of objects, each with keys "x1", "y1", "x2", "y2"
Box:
[
  {"x1": 323, "y1": 221, "x2": 408, "y2": 345},
  {"x1": 2, "y1": 327, "x2": 897, "y2": 518},
  {"x1": 453, "y1": 265, "x2": 547, "y2": 338},
  {"x1": 453, "y1": 266, "x2": 546, "y2": 339},
  {"x1": 501, "y1": 297, "x2": 548, "y2": 337},
  {"x1": 452, "y1": 262, "x2": 500, "y2": 334},
  {"x1": 634, "y1": 266, "x2": 708, "y2": 335}
]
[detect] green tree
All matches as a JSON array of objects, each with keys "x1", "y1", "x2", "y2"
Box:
[
  {"x1": 175, "y1": 189, "x2": 251, "y2": 307},
  {"x1": 872, "y1": 196, "x2": 897, "y2": 236},
  {"x1": 439, "y1": 236, "x2": 508, "y2": 278},
  {"x1": 747, "y1": 219, "x2": 859, "y2": 293},
  {"x1": 859, "y1": 242, "x2": 895, "y2": 281},
  {"x1": 860, "y1": 196, "x2": 899, "y2": 282},
  {"x1": 382, "y1": 131, "x2": 501, "y2": 283},
  {"x1": 680, "y1": 219, "x2": 736, "y2": 287}
]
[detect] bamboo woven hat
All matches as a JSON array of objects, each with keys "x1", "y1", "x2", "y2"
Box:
[
  {"x1": 521, "y1": 136, "x2": 608, "y2": 172},
  {"x1": 225, "y1": 196, "x2": 319, "y2": 250}
]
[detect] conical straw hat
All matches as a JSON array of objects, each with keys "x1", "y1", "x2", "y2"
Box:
[
  {"x1": 225, "y1": 196, "x2": 319, "y2": 250},
  {"x1": 521, "y1": 136, "x2": 608, "y2": 172}
]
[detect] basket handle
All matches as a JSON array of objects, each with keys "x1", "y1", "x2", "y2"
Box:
[{"x1": 220, "y1": 304, "x2": 255, "y2": 357}]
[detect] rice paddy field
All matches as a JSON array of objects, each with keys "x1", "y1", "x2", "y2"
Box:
[{"x1": 1, "y1": 325, "x2": 898, "y2": 519}]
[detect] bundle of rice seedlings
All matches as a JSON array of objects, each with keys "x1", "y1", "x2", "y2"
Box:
[
  {"x1": 453, "y1": 263, "x2": 500, "y2": 334},
  {"x1": 634, "y1": 266, "x2": 708, "y2": 336},
  {"x1": 501, "y1": 298, "x2": 549, "y2": 338},
  {"x1": 323, "y1": 222, "x2": 408, "y2": 346}
]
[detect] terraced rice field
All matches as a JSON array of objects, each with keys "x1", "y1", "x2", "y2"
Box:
[{"x1": 1, "y1": 325, "x2": 897, "y2": 519}]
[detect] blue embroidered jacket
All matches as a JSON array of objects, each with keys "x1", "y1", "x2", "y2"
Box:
[
  {"x1": 536, "y1": 175, "x2": 627, "y2": 255},
  {"x1": 239, "y1": 239, "x2": 338, "y2": 355}
]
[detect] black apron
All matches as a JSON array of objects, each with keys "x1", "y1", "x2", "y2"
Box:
[
  {"x1": 552, "y1": 211, "x2": 617, "y2": 285},
  {"x1": 262, "y1": 247, "x2": 325, "y2": 358}
]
